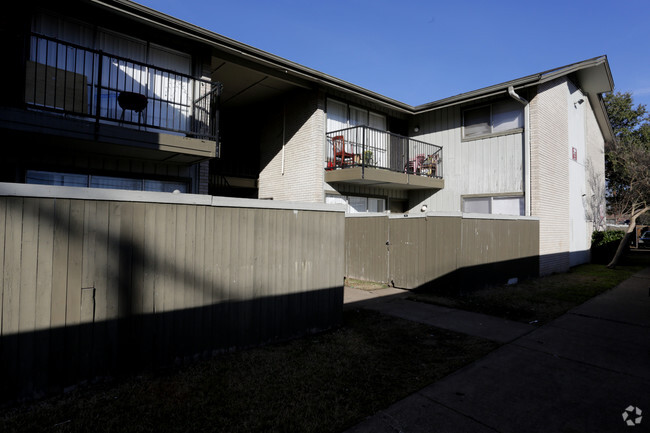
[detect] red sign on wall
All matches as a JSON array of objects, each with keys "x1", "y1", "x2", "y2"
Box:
[{"x1": 572, "y1": 147, "x2": 577, "y2": 161}]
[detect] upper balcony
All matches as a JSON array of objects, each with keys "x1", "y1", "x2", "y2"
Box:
[
  {"x1": 325, "y1": 126, "x2": 444, "y2": 190},
  {"x1": 2, "y1": 33, "x2": 221, "y2": 163}
]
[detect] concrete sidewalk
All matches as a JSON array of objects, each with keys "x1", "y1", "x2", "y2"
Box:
[
  {"x1": 344, "y1": 267, "x2": 650, "y2": 433},
  {"x1": 344, "y1": 286, "x2": 535, "y2": 343}
]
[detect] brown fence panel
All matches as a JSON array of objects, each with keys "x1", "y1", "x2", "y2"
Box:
[
  {"x1": 423, "y1": 216, "x2": 461, "y2": 285},
  {"x1": 0, "y1": 188, "x2": 345, "y2": 402},
  {"x1": 346, "y1": 214, "x2": 539, "y2": 290},
  {"x1": 345, "y1": 216, "x2": 389, "y2": 283},
  {"x1": 388, "y1": 217, "x2": 426, "y2": 288}
]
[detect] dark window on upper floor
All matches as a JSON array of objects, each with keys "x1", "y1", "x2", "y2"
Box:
[{"x1": 463, "y1": 99, "x2": 524, "y2": 139}]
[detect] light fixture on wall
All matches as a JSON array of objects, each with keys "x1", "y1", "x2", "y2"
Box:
[
  {"x1": 413, "y1": 125, "x2": 420, "y2": 133},
  {"x1": 420, "y1": 204, "x2": 428, "y2": 213},
  {"x1": 574, "y1": 98, "x2": 585, "y2": 108}
]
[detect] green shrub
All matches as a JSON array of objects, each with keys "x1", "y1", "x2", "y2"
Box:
[
  {"x1": 591, "y1": 229, "x2": 625, "y2": 247},
  {"x1": 591, "y1": 230, "x2": 626, "y2": 264}
]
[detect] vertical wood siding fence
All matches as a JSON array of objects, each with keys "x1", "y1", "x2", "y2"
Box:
[
  {"x1": 0, "y1": 185, "x2": 345, "y2": 402},
  {"x1": 345, "y1": 213, "x2": 539, "y2": 289}
]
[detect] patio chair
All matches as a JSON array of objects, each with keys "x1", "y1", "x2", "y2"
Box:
[
  {"x1": 405, "y1": 154, "x2": 425, "y2": 174},
  {"x1": 332, "y1": 135, "x2": 354, "y2": 167},
  {"x1": 421, "y1": 153, "x2": 439, "y2": 177}
]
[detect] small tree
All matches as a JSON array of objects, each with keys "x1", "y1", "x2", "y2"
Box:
[
  {"x1": 585, "y1": 158, "x2": 606, "y2": 232},
  {"x1": 603, "y1": 91, "x2": 650, "y2": 267}
]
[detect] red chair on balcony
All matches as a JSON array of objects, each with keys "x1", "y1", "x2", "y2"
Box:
[
  {"x1": 405, "y1": 154, "x2": 425, "y2": 174},
  {"x1": 332, "y1": 135, "x2": 354, "y2": 167}
]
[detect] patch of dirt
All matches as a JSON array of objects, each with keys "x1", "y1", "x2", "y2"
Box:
[{"x1": 345, "y1": 279, "x2": 390, "y2": 292}]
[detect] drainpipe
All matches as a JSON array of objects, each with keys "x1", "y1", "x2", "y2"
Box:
[
  {"x1": 508, "y1": 86, "x2": 531, "y2": 216},
  {"x1": 281, "y1": 101, "x2": 286, "y2": 176}
]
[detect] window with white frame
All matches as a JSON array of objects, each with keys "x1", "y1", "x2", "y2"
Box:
[
  {"x1": 463, "y1": 195, "x2": 524, "y2": 216},
  {"x1": 463, "y1": 100, "x2": 524, "y2": 139}
]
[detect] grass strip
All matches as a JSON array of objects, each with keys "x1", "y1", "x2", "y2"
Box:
[
  {"x1": 1, "y1": 309, "x2": 497, "y2": 433},
  {"x1": 409, "y1": 254, "x2": 647, "y2": 325}
]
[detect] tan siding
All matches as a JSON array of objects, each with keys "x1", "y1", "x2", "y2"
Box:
[
  {"x1": 35, "y1": 199, "x2": 54, "y2": 330},
  {"x1": 410, "y1": 104, "x2": 524, "y2": 213}
]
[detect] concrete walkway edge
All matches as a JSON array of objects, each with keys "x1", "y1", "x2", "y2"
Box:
[{"x1": 343, "y1": 267, "x2": 650, "y2": 432}]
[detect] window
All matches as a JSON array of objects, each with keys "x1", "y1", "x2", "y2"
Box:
[
  {"x1": 463, "y1": 100, "x2": 523, "y2": 139},
  {"x1": 326, "y1": 99, "x2": 386, "y2": 133},
  {"x1": 463, "y1": 196, "x2": 524, "y2": 216},
  {"x1": 30, "y1": 14, "x2": 196, "y2": 134},
  {"x1": 26, "y1": 170, "x2": 188, "y2": 193},
  {"x1": 326, "y1": 99, "x2": 388, "y2": 167},
  {"x1": 326, "y1": 194, "x2": 386, "y2": 213}
]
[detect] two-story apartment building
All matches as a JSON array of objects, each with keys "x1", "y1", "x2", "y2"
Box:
[{"x1": 1, "y1": 0, "x2": 613, "y2": 275}]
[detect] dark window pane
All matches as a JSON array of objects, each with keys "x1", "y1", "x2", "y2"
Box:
[{"x1": 463, "y1": 106, "x2": 491, "y2": 137}]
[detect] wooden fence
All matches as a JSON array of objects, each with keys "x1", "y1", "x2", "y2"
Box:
[
  {"x1": 345, "y1": 213, "x2": 539, "y2": 289},
  {"x1": 0, "y1": 184, "x2": 345, "y2": 402}
]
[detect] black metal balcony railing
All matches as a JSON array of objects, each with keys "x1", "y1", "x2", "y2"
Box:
[
  {"x1": 326, "y1": 126, "x2": 443, "y2": 178},
  {"x1": 24, "y1": 33, "x2": 221, "y2": 141}
]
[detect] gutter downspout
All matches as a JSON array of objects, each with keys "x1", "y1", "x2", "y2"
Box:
[
  {"x1": 508, "y1": 86, "x2": 531, "y2": 216},
  {"x1": 281, "y1": 101, "x2": 286, "y2": 176}
]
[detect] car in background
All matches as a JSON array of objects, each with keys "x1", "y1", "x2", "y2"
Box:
[{"x1": 639, "y1": 231, "x2": 650, "y2": 249}]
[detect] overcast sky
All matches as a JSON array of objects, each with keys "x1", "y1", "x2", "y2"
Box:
[{"x1": 136, "y1": 0, "x2": 650, "y2": 110}]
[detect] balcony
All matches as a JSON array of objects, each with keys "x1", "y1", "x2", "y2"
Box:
[
  {"x1": 5, "y1": 33, "x2": 221, "y2": 162},
  {"x1": 325, "y1": 126, "x2": 444, "y2": 190}
]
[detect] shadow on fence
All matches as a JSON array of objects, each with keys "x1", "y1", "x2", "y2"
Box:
[
  {"x1": 410, "y1": 255, "x2": 541, "y2": 295},
  {"x1": 0, "y1": 287, "x2": 342, "y2": 404},
  {"x1": 0, "y1": 191, "x2": 345, "y2": 404}
]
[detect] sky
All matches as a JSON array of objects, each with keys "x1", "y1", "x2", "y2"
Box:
[{"x1": 136, "y1": 0, "x2": 650, "y2": 109}]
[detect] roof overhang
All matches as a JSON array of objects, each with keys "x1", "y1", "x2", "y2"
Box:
[
  {"x1": 91, "y1": 1, "x2": 615, "y2": 140},
  {"x1": 90, "y1": 0, "x2": 414, "y2": 114},
  {"x1": 412, "y1": 56, "x2": 615, "y2": 142}
]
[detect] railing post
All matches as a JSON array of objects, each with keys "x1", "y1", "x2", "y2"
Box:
[
  {"x1": 405, "y1": 137, "x2": 410, "y2": 174},
  {"x1": 95, "y1": 51, "x2": 103, "y2": 125},
  {"x1": 361, "y1": 126, "x2": 366, "y2": 179}
]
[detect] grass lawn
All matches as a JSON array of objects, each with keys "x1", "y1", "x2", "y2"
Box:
[
  {"x1": 409, "y1": 251, "x2": 649, "y2": 325},
  {"x1": 1, "y1": 309, "x2": 497, "y2": 433}
]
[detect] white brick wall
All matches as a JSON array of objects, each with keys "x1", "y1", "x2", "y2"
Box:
[
  {"x1": 531, "y1": 78, "x2": 571, "y2": 275},
  {"x1": 258, "y1": 90, "x2": 325, "y2": 202}
]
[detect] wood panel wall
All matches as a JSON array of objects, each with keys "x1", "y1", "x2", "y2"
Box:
[
  {"x1": 0, "y1": 195, "x2": 344, "y2": 401},
  {"x1": 345, "y1": 214, "x2": 539, "y2": 289}
]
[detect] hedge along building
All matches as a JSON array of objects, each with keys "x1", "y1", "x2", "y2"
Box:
[{"x1": 1, "y1": 0, "x2": 613, "y2": 277}]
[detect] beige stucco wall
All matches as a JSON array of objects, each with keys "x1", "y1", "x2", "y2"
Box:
[{"x1": 258, "y1": 90, "x2": 326, "y2": 202}]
